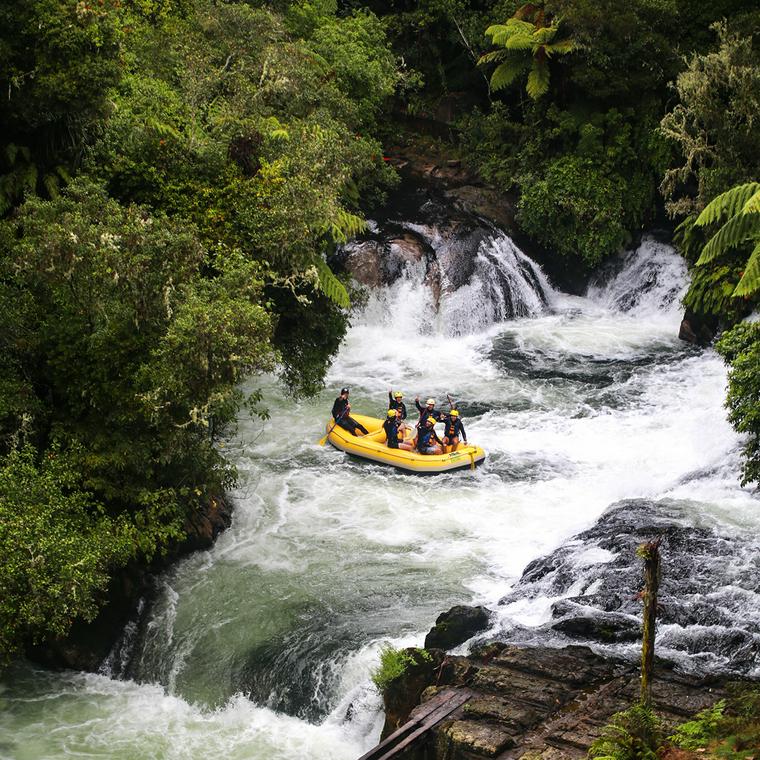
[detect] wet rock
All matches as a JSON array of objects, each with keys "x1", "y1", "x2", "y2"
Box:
[
  {"x1": 678, "y1": 308, "x2": 718, "y2": 345},
  {"x1": 425, "y1": 605, "x2": 492, "y2": 650},
  {"x1": 551, "y1": 600, "x2": 641, "y2": 643},
  {"x1": 373, "y1": 643, "x2": 736, "y2": 760},
  {"x1": 439, "y1": 719, "x2": 516, "y2": 757}
]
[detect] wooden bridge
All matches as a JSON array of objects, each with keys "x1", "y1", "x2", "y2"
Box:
[{"x1": 357, "y1": 688, "x2": 474, "y2": 760}]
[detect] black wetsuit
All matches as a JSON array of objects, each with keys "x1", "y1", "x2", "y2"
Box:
[
  {"x1": 416, "y1": 425, "x2": 442, "y2": 453},
  {"x1": 331, "y1": 396, "x2": 369, "y2": 436},
  {"x1": 383, "y1": 417, "x2": 400, "y2": 448},
  {"x1": 388, "y1": 393, "x2": 407, "y2": 420},
  {"x1": 442, "y1": 415, "x2": 466, "y2": 442},
  {"x1": 414, "y1": 399, "x2": 443, "y2": 425}
]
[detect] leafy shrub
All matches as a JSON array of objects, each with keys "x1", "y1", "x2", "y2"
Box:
[
  {"x1": 517, "y1": 156, "x2": 631, "y2": 266},
  {"x1": 588, "y1": 704, "x2": 663, "y2": 760},
  {"x1": 669, "y1": 700, "x2": 726, "y2": 750},
  {"x1": 0, "y1": 445, "x2": 136, "y2": 660},
  {"x1": 371, "y1": 645, "x2": 432, "y2": 693},
  {"x1": 715, "y1": 323, "x2": 760, "y2": 486}
]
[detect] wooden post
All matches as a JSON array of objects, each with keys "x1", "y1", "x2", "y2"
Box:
[{"x1": 636, "y1": 539, "x2": 661, "y2": 705}]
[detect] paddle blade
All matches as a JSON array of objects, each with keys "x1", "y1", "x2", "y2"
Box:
[{"x1": 317, "y1": 431, "x2": 330, "y2": 446}]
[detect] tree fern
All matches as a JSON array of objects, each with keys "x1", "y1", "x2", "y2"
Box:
[
  {"x1": 527, "y1": 62, "x2": 550, "y2": 99},
  {"x1": 482, "y1": 5, "x2": 574, "y2": 100},
  {"x1": 697, "y1": 211, "x2": 760, "y2": 265},
  {"x1": 325, "y1": 208, "x2": 367, "y2": 245},
  {"x1": 734, "y1": 241, "x2": 760, "y2": 297},
  {"x1": 694, "y1": 181, "x2": 760, "y2": 298},
  {"x1": 695, "y1": 183, "x2": 760, "y2": 227},
  {"x1": 490, "y1": 59, "x2": 528, "y2": 91},
  {"x1": 311, "y1": 256, "x2": 350, "y2": 309}
]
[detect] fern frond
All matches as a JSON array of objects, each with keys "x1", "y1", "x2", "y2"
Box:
[
  {"x1": 505, "y1": 18, "x2": 535, "y2": 33},
  {"x1": 312, "y1": 257, "x2": 350, "y2": 309},
  {"x1": 42, "y1": 172, "x2": 60, "y2": 199},
  {"x1": 21, "y1": 162, "x2": 38, "y2": 193},
  {"x1": 697, "y1": 211, "x2": 760, "y2": 265},
  {"x1": 545, "y1": 38, "x2": 575, "y2": 55},
  {"x1": 5, "y1": 143, "x2": 18, "y2": 165},
  {"x1": 146, "y1": 117, "x2": 181, "y2": 140},
  {"x1": 490, "y1": 58, "x2": 527, "y2": 90},
  {"x1": 326, "y1": 208, "x2": 367, "y2": 244},
  {"x1": 505, "y1": 33, "x2": 535, "y2": 51},
  {"x1": 526, "y1": 61, "x2": 550, "y2": 99},
  {"x1": 742, "y1": 189, "x2": 760, "y2": 215},
  {"x1": 55, "y1": 165, "x2": 72, "y2": 183},
  {"x1": 695, "y1": 182, "x2": 760, "y2": 227},
  {"x1": 485, "y1": 23, "x2": 509, "y2": 39},
  {"x1": 734, "y1": 241, "x2": 760, "y2": 297},
  {"x1": 477, "y1": 49, "x2": 508, "y2": 65},
  {"x1": 269, "y1": 128, "x2": 289, "y2": 141},
  {"x1": 532, "y1": 26, "x2": 558, "y2": 46}
]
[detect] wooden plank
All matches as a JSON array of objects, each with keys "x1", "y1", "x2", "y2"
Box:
[{"x1": 358, "y1": 689, "x2": 473, "y2": 760}]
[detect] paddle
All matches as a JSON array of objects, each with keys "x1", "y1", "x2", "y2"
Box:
[{"x1": 318, "y1": 409, "x2": 346, "y2": 446}]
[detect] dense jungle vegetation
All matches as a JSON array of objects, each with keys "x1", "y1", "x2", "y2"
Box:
[{"x1": 1, "y1": 0, "x2": 759, "y2": 660}]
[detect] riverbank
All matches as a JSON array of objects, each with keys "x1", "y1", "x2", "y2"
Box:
[
  {"x1": 26, "y1": 494, "x2": 233, "y2": 673},
  {"x1": 376, "y1": 642, "x2": 734, "y2": 759}
]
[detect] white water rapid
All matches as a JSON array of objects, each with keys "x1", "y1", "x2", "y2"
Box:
[{"x1": 2, "y1": 235, "x2": 758, "y2": 760}]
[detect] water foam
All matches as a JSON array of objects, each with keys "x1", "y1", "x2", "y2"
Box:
[{"x1": 6, "y1": 230, "x2": 758, "y2": 757}]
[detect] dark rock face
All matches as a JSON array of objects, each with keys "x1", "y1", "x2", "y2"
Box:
[
  {"x1": 379, "y1": 643, "x2": 732, "y2": 759},
  {"x1": 678, "y1": 308, "x2": 718, "y2": 345},
  {"x1": 425, "y1": 605, "x2": 492, "y2": 650}
]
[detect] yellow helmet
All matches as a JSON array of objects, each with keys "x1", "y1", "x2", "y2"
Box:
[
  {"x1": 387, "y1": 409, "x2": 397, "y2": 417},
  {"x1": 394, "y1": 391, "x2": 403, "y2": 398},
  {"x1": 426, "y1": 416, "x2": 437, "y2": 425},
  {"x1": 450, "y1": 409, "x2": 459, "y2": 417}
]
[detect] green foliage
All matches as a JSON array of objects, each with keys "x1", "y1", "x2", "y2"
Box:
[
  {"x1": 371, "y1": 645, "x2": 432, "y2": 693},
  {"x1": 517, "y1": 155, "x2": 631, "y2": 266},
  {"x1": 715, "y1": 323, "x2": 760, "y2": 486},
  {"x1": 588, "y1": 704, "x2": 663, "y2": 760},
  {"x1": 681, "y1": 260, "x2": 749, "y2": 324},
  {"x1": 665, "y1": 685, "x2": 760, "y2": 758},
  {"x1": 0, "y1": 445, "x2": 136, "y2": 660},
  {"x1": 660, "y1": 23, "x2": 760, "y2": 218},
  {"x1": 690, "y1": 182, "x2": 760, "y2": 298},
  {"x1": 0, "y1": 178, "x2": 275, "y2": 536},
  {"x1": 480, "y1": 8, "x2": 576, "y2": 100},
  {"x1": 669, "y1": 700, "x2": 726, "y2": 750}
]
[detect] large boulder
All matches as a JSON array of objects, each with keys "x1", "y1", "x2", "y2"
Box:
[{"x1": 425, "y1": 605, "x2": 492, "y2": 650}]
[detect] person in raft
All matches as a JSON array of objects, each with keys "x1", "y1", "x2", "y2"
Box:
[
  {"x1": 388, "y1": 390, "x2": 411, "y2": 437},
  {"x1": 414, "y1": 396, "x2": 444, "y2": 427},
  {"x1": 441, "y1": 408, "x2": 467, "y2": 452},
  {"x1": 383, "y1": 408, "x2": 414, "y2": 451},
  {"x1": 415, "y1": 416, "x2": 444, "y2": 455},
  {"x1": 331, "y1": 387, "x2": 369, "y2": 436}
]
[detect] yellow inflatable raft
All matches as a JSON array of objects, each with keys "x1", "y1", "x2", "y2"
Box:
[{"x1": 325, "y1": 414, "x2": 486, "y2": 474}]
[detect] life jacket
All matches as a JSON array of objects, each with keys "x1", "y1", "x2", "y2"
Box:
[
  {"x1": 383, "y1": 417, "x2": 400, "y2": 447},
  {"x1": 417, "y1": 427, "x2": 436, "y2": 451},
  {"x1": 443, "y1": 417, "x2": 464, "y2": 439}
]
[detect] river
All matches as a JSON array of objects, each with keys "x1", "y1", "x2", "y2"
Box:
[{"x1": 1, "y1": 226, "x2": 758, "y2": 760}]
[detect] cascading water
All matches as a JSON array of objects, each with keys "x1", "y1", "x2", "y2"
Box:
[{"x1": 2, "y1": 221, "x2": 758, "y2": 759}]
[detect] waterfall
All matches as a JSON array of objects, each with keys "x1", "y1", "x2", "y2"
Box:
[{"x1": 5, "y1": 215, "x2": 759, "y2": 760}]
